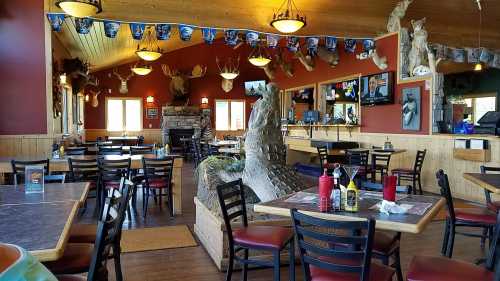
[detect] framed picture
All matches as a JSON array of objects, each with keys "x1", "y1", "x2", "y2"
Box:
[
  {"x1": 146, "y1": 107, "x2": 159, "y2": 119},
  {"x1": 402, "y1": 87, "x2": 421, "y2": 131}
]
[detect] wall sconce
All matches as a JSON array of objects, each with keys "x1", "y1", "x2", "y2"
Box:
[
  {"x1": 201, "y1": 97, "x2": 209, "y2": 104},
  {"x1": 84, "y1": 94, "x2": 89, "y2": 102},
  {"x1": 59, "y1": 73, "x2": 67, "y2": 85},
  {"x1": 146, "y1": 95, "x2": 154, "y2": 103}
]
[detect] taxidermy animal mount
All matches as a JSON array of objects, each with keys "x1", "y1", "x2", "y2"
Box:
[
  {"x1": 275, "y1": 48, "x2": 294, "y2": 77},
  {"x1": 85, "y1": 77, "x2": 101, "y2": 108},
  {"x1": 260, "y1": 61, "x2": 276, "y2": 80},
  {"x1": 387, "y1": 0, "x2": 413, "y2": 33},
  {"x1": 408, "y1": 18, "x2": 431, "y2": 76},
  {"x1": 356, "y1": 48, "x2": 388, "y2": 70},
  {"x1": 162, "y1": 64, "x2": 206, "y2": 104},
  {"x1": 113, "y1": 68, "x2": 134, "y2": 94},
  {"x1": 216, "y1": 56, "x2": 240, "y2": 93},
  {"x1": 62, "y1": 58, "x2": 91, "y2": 94},
  {"x1": 317, "y1": 46, "x2": 339, "y2": 67},
  {"x1": 293, "y1": 47, "x2": 315, "y2": 72}
]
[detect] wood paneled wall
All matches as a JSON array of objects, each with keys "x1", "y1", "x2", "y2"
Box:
[
  {"x1": 0, "y1": 135, "x2": 56, "y2": 158},
  {"x1": 84, "y1": 129, "x2": 162, "y2": 144},
  {"x1": 285, "y1": 129, "x2": 500, "y2": 203}
]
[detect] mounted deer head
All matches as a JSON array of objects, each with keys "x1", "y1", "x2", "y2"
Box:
[
  {"x1": 317, "y1": 46, "x2": 339, "y2": 68},
  {"x1": 113, "y1": 68, "x2": 134, "y2": 94},
  {"x1": 294, "y1": 47, "x2": 315, "y2": 72},
  {"x1": 216, "y1": 56, "x2": 240, "y2": 92},
  {"x1": 161, "y1": 64, "x2": 207, "y2": 97},
  {"x1": 275, "y1": 48, "x2": 294, "y2": 77},
  {"x1": 90, "y1": 89, "x2": 101, "y2": 108}
]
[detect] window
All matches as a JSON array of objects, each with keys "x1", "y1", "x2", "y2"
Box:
[
  {"x1": 215, "y1": 100, "x2": 245, "y2": 131},
  {"x1": 463, "y1": 95, "x2": 497, "y2": 125},
  {"x1": 106, "y1": 98, "x2": 142, "y2": 132}
]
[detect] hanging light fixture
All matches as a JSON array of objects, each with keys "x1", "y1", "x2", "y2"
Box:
[
  {"x1": 131, "y1": 61, "x2": 153, "y2": 76},
  {"x1": 136, "y1": 26, "x2": 164, "y2": 61},
  {"x1": 55, "y1": 0, "x2": 102, "y2": 18},
  {"x1": 270, "y1": 0, "x2": 306, "y2": 34},
  {"x1": 474, "y1": 0, "x2": 483, "y2": 72},
  {"x1": 248, "y1": 44, "x2": 271, "y2": 67}
]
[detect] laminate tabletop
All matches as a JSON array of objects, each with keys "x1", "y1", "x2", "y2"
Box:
[
  {"x1": 463, "y1": 173, "x2": 500, "y2": 194},
  {"x1": 0, "y1": 182, "x2": 89, "y2": 205}
]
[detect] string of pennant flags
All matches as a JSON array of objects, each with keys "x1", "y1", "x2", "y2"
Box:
[{"x1": 46, "y1": 13, "x2": 378, "y2": 57}]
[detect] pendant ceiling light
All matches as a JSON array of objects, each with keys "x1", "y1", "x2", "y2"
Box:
[
  {"x1": 248, "y1": 44, "x2": 271, "y2": 67},
  {"x1": 270, "y1": 0, "x2": 306, "y2": 34},
  {"x1": 131, "y1": 61, "x2": 153, "y2": 76},
  {"x1": 474, "y1": 0, "x2": 483, "y2": 72},
  {"x1": 136, "y1": 26, "x2": 164, "y2": 61},
  {"x1": 55, "y1": 0, "x2": 102, "y2": 18}
]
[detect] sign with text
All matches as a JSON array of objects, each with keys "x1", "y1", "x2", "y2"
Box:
[{"x1": 25, "y1": 166, "x2": 44, "y2": 193}]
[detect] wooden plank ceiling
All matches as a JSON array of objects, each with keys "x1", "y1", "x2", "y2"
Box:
[{"x1": 50, "y1": 0, "x2": 500, "y2": 72}]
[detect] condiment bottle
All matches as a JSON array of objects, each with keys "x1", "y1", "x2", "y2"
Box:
[
  {"x1": 345, "y1": 180, "x2": 359, "y2": 212},
  {"x1": 331, "y1": 166, "x2": 342, "y2": 211},
  {"x1": 318, "y1": 168, "x2": 333, "y2": 212}
]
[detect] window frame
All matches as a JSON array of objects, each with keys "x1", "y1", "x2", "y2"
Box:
[
  {"x1": 462, "y1": 92, "x2": 497, "y2": 125},
  {"x1": 105, "y1": 97, "x2": 143, "y2": 132},
  {"x1": 215, "y1": 99, "x2": 246, "y2": 131}
]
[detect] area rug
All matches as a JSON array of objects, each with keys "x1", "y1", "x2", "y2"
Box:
[
  {"x1": 433, "y1": 201, "x2": 479, "y2": 221},
  {"x1": 121, "y1": 225, "x2": 198, "y2": 253}
]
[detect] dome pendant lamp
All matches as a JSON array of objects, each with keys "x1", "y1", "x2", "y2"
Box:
[
  {"x1": 136, "y1": 26, "x2": 164, "y2": 62},
  {"x1": 270, "y1": 0, "x2": 306, "y2": 34},
  {"x1": 55, "y1": 0, "x2": 102, "y2": 18}
]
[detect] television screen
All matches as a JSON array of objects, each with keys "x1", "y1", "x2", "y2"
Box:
[
  {"x1": 244, "y1": 80, "x2": 266, "y2": 96},
  {"x1": 360, "y1": 72, "x2": 394, "y2": 105},
  {"x1": 327, "y1": 78, "x2": 359, "y2": 102}
]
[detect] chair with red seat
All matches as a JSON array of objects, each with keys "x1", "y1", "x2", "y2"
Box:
[
  {"x1": 142, "y1": 156, "x2": 175, "y2": 218},
  {"x1": 68, "y1": 158, "x2": 99, "y2": 212},
  {"x1": 436, "y1": 169, "x2": 496, "y2": 258},
  {"x1": 391, "y1": 149, "x2": 426, "y2": 195},
  {"x1": 98, "y1": 158, "x2": 131, "y2": 215},
  {"x1": 216, "y1": 179, "x2": 295, "y2": 281},
  {"x1": 407, "y1": 211, "x2": 500, "y2": 281},
  {"x1": 291, "y1": 208, "x2": 395, "y2": 281},
  {"x1": 346, "y1": 149, "x2": 371, "y2": 185},
  {"x1": 370, "y1": 153, "x2": 391, "y2": 184}
]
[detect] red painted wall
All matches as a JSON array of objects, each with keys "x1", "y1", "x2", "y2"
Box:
[
  {"x1": 86, "y1": 39, "x2": 264, "y2": 129},
  {"x1": 0, "y1": 0, "x2": 47, "y2": 134},
  {"x1": 272, "y1": 34, "x2": 429, "y2": 135}
]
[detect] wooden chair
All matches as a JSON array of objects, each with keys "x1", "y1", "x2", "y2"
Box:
[
  {"x1": 291, "y1": 209, "x2": 395, "y2": 281},
  {"x1": 98, "y1": 146, "x2": 122, "y2": 156},
  {"x1": 68, "y1": 158, "x2": 99, "y2": 213},
  {"x1": 345, "y1": 149, "x2": 371, "y2": 183},
  {"x1": 481, "y1": 165, "x2": 500, "y2": 212},
  {"x1": 136, "y1": 135, "x2": 145, "y2": 146},
  {"x1": 11, "y1": 159, "x2": 50, "y2": 185},
  {"x1": 392, "y1": 149, "x2": 426, "y2": 195},
  {"x1": 130, "y1": 145, "x2": 154, "y2": 155},
  {"x1": 407, "y1": 211, "x2": 500, "y2": 281},
  {"x1": 317, "y1": 146, "x2": 335, "y2": 174},
  {"x1": 142, "y1": 156, "x2": 175, "y2": 218},
  {"x1": 98, "y1": 158, "x2": 131, "y2": 214},
  {"x1": 436, "y1": 169, "x2": 496, "y2": 258},
  {"x1": 65, "y1": 147, "x2": 87, "y2": 156},
  {"x1": 371, "y1": 153, "x2": 391, "y2": 183},
  {"x1": 217, "y1": 179, "x2": 295, "y2": 281}
]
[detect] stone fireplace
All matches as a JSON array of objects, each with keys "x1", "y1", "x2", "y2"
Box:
[{"x1": 161, "y1": 106, "x2": 201, "y2": 146}]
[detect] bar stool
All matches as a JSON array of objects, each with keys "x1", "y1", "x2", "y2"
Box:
[
  {"x1": 392, "y1": 149, "x2": 426, "y2": 195},
  {"x1": 217, "y1": 179, "x2": 295, "y2": 281},
  {"x1": 436, "y1": 170, "x2": 496, "y2": 258},
  {"x1": 406, "y1": 211, "x2": 500, "y2": 281},
  {"x1": 291, "y1": 209, "x2": 395, "y2": 281}
]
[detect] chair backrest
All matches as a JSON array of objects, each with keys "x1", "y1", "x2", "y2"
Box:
[
  {"x1": 80, "y1": 142, "x2": 97, "y2": 148},
  {"x1": 98, "y1": 146, "x2": 122, "y2": 156},
  {"x1": 44, "y1": 174, "x2": 66, "y2": 183},
  {"x1": 372, "y1": 153, "x2": 391, "y2": 168},
  {"x1": 480, "y1": 165, "x2": 500, "y2": 205},
  {"x1": 65, "y1": 147, "x2": 87, "y2": 155},
  {"x1": 317, "y1": 146, "x2": 329, "y2": 171},
  {"x1": 291, "y1": 209, "x2": 376, "y2": 281},
  {"x1": 11, "y1": 159, "x2": 50, "y2": 185},
  {"x1": 216, "y1": 179, "x2": 248, "y2": 244},
  {"x1": 130, "y1": 145, "x2": 154, "y2": 155},
  {"x1": 436, "y1": 169, "x2": 456, "y2": 222},
  {"x1": 136, "y1": 135, "x2": 145, "y2": 146},
  {"x1": 142, "y1": 156, "x2": 174, "y2": 185},
  {"x1": 98, "y1": 158, "x2": 131, "y2": 183},
  {"x1": 413, "y1": 150, "x2": 426, "y2": 173},
  {"x1": 68, "y1": 158, "x2": 98, "y2": 182},
  {"x1": 486, "y1": 212, "x2": 500, "y2": 273},
  {"x1": 0, "y1": 243, "x2": 21, "y2": 274},
  {"x1": 346, "y1": 150, "x2": 370, "y2": 170}
]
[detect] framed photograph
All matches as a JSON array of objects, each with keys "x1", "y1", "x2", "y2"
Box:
[
  {"x1": 146, "y1": 107, "x2": 159, "y2": 119},
  {"x1": 402, "y1": 87, "x2": 421, "y2": 131}
]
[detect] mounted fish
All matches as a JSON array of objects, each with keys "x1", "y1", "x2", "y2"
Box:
[
  {"x1": 216, "y1": 56, "x2": 240, "y2": 92},
  {"x1": 113, "y1": 68, "x2": 134, "y2": 94},
  {"x1": 161, "y1": 64, "x2": 207, "y2": 104},
  {"x1": 275, "y1": 48, "x2": 294, "y2": 77}
]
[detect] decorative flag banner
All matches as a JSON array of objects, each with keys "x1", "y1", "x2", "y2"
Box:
[
  {"x1": 201, "y1": 27, "x2": 217, "y2": 44},
  {"x1": 155, "y1": 24, "x2": 171, "y2": 40},
  {"x1": 344, "y1": 39, "x2": 357, "y2": 53},
  {"x1": 224, "y1": 30, "x2": 239, "y2": 46},
  {"x1": 287, "y1": 36, "x2": 300, "y2": 52},
  {"x1": 480, "y1": 48, "x2": 494, "y2": 64},
  {"x1": 246, "y1": 31, "x2": 259, "y2": 47},
  {"x1": 75, "y1": 18, "x2": 94, "y2": 34},
  {"x1": 129, "y1": 23, "x2": 145, "y2": 40},
  {"x1": 178, "y1": 24, "x2": 194, "y2": 41},
  {"x1": 267, "y1": 34, "x2": 280, "y2": 48},
  {"x1": 325, "y1": 36, "x2": 337, "y2": 52},
  {"x1": 362, "y1": 39, "x2": 375, "y2": 52},
  {"x1": 47, "y1": 14, "x2": 65, "y2": 32},
  {"x1": 103, "y1": 21, "x2": 120, "y2": 38},
  {"x1": 306, "y1": 37, "x2": 319, "y2": 56},
  {"x1": 466, "y1": 47, "x2": 481, "y2": 63}
]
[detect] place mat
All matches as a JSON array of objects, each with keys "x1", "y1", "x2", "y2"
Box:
[
  {"x1": 285, "y1": 192, "x2": 318, "y2": 204},
  {"x1": 121, "y1": 225, "x2": 197, "y2": 253}
]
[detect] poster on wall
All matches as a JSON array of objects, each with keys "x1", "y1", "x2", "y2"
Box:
[
  {"x1": 146, "y1": 108, "x2": 159, "y2": 119},
  {"x1": 401, "y1": 87, "x2": 421, "y2": 131}
]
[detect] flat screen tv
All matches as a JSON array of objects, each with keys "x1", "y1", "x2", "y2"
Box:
[
  {"x1": 244, "y1": 80, "x2": 266, "y2": 96},
  {"x1": 325, "y1": 78, "x2": 359, "y2": 102},
  {"x1": 360, "y1": 72, "x2": 394, "y2": 105}
]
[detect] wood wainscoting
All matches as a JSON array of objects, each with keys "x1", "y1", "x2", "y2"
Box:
[
  {"x1": 0, "y1": 134, "x2": 58, "y2": 158},
  {"x1": 84, "y1": 129, "x2": 163, "y2": 144},
  {"x1": 285, "y1": 129, "x2": 500, "y2": 203}
]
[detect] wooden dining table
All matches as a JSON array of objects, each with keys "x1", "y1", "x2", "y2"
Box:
[
  {"x1": 463, "y1": 173, "x2": 500, "y2": 194},
  {"x1": 0, "y1": 182, "x2": 90, "y2": 262},
  {"x1": 254, "y1": 188, "x2": 445, "y2": 234},
  {"x1": 0, "y1": 154, "x2": 185, "y2": 214}
]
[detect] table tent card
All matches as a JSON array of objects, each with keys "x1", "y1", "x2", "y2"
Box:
[{"x1": 25, "y1": 166, "x2": 44, "y2": 194}]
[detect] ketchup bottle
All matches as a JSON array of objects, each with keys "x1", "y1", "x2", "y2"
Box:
[{"x1": 319, "y1": 168, "x2": 333, "y2": 212}]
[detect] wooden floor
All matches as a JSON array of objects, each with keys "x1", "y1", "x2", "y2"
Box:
[{"x1": 79, "y1": 161, "x2": 488, "y2": 281}]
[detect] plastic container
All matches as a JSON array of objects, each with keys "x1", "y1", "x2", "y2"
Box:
[
  {"x1": 318, "y1": 168, "x2": 333, "y2": 212},
  {"x1": 383, "y1": 175, "x2": 397, "y2": 202}
]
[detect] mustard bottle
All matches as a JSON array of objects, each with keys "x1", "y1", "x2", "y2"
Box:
[
  {"x1": 345, "y1": 180, "x2": 359, "y2": 212},
  {"x1": 59, "y1": 145, "x2": 65, "y2": 157}
]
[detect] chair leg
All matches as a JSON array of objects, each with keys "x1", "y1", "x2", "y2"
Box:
[
  {"x1": 143, "y1": 188, "x2": 150, "y2": 218},
  {"x1": 289, "y1": 239, "x2": 295, "y2": 281},
  {"x1": 412, "y1": 176, "x2": 417, "y2": 195},
  {"x1": 226, "y1": 247, "x2": 234, "y2": 281},
  {"x1": 481, "y1": 227, "x2": 488, "y2": 249},
  {"x1": 441, "y1": 219, "x2": 450, "y2": 256},
  {"x1": 446, "y1": 224, "x2": 456, "y2": 258},
  {"x1": 113, "y1": 243, "x2": 123, "y2": 281},
  {"x1": 168, "y1": 187, "x2": 174, "y2": 217},
  {"x1": 241, "y1": 249, "x2": 248, "y2": 281},
  {"x1": 273, "y1": 250, "x2": 280, "y2": 281},
  {"x1": 417, "y1": 175, "x2": 423, "y2": 195},
  {"x1": 158, "y1": 188, "x2": 162, "y2": 210},
  {"x1": 394, "y1": 248, "x2": 403, "y2": 281}
]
